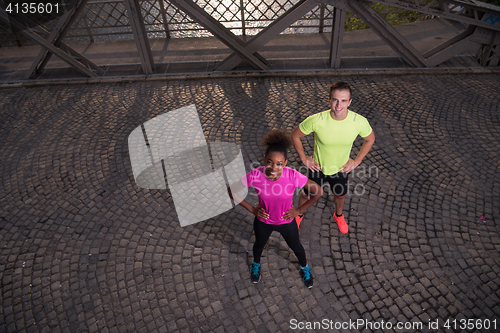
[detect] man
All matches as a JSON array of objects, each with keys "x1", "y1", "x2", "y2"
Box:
[{"x1": 291, "y1": 82, "x2": 375, "y2": 234}]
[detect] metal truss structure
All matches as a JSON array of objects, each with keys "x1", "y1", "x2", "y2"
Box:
[{"x1": 1, "y1": 0, "x2": 499, "y2": 78}]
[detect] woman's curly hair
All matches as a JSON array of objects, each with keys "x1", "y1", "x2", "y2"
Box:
[{"x1": 261, "y1": 129, "x2": 293, "y2": 160}]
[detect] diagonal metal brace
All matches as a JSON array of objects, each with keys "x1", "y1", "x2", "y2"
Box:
[
  {"x1": 421, "y1": 11, "x2": 499, "y2": 67},
  {"x1": 0, "y1": 6, "x2": 102, "y2": 77},
  {"x1": 329, "y1": 6, "x2": 346, "y2": 69},
  {"x1": 422, "y1": 25, "x2": 477, "y2": 66},
  {"x1": 24, "y1": 10, "x2": 73, "y2": 79},
  {"x1": 217, "y1": 0, "x2": 320, "y2": 71},
  {"x1": 169, "y1": 0, "x2": 269, "y2": 70},
  {"x1": 347, "y1": 0, "x2": 428, "y2": 67},
  {"x1": 124, "y1": 0, "x2": 154, "y2": 74},
  {"x1": 25, "y1": 0, "x2": 92, "y2": 79}
]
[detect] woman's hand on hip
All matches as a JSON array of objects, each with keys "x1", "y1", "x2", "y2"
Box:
[
  {"x1": 282, "y1": 206, "x2": 301, "y2": 220},
  {"x1": 253, "y1": 205, "x2": 269, "y2": 219}
]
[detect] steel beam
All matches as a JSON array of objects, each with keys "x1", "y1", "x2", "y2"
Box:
[
  {"x1": 476, "y1": 30, "x2": 500, "y2": 66},
  {"x1": 329, "y1": 7, "x2": 346, "y2": 69},
  {"x1": 423, "y1": 24, "x2": 475, "y2": 58},
  {"x1": 216, "y1": 0, "x2": 319, "y2": 71},
  {"x1": 24, "y1": 10, "x2": 73, "y2": 79},
  {"x1": 25, "y1": 0, "x2": 90, "y2": 79},
  {"x1": 37, "y1": 0, "x2": 90, "y2": 72},
  {"x1": 158, "y1": 0, "x2": 171, "y2": 38},
  {"x1": 420, "y1": 25, "x2": 479, "y2": 66},
  {"x1": 0, "y1": 8, "x2": 101, "y2": 77},
  {"x1": 169, "y1": 0, "x2": 269, "y2": 70},
  {"x1": 470, "y1": 26, "x2": 499, "y2": 66},
  {"x1": 347, "y1": 0, "x2": 428, "y2": 67},
  {"x1": 124, "y1": 0, "x2": 154, "y2": 74},
  {"x1": 424, "y1": 32, "x2": 479, "y2": 66},
  {"x1": 24, "y1": 14, "x2": 103, "y2": 74}
]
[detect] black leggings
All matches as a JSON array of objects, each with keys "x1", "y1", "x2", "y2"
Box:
[{"x1": 253, "y1": 217, "x2": 307, "y2": 267}]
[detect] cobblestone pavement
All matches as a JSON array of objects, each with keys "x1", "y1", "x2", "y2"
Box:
[{"x1": 1, "y1": 73, "x2": 499, "y2": 333}]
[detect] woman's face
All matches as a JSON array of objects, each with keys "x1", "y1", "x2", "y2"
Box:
[{"x1": 264, "y1": 151, "x2": 287, "y2": 180}]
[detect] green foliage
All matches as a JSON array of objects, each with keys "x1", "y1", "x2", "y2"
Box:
[
  {"x1": 345, "y1": 3, "x2": 429, "y2": 31},
  {"x1": 342, "y1": 0, "x2": 500, "y2": 30}
]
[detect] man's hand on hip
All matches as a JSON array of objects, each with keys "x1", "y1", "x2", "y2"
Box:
[
  {"x1": 340, "y1": 158, "x2": 359, "y2": 173},
  {"x1": 304, "y1": 156, "x2": 321, "y2": 172}
]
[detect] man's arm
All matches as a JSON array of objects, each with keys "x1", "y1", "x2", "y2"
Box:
[
  {"x1": 291, "y1": 126, "x2": 321, "y2": 172},
  {"x1": 340, "y1": 130, "x2": 375, "y2": 173}
]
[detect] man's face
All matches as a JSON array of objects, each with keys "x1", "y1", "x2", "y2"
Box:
[{"x1": 329, "y1": 89, "x2": 352, "y2": 119}]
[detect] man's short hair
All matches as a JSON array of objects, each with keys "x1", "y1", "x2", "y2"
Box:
[{"x1": 329, "y1": 82, "x2": 352, "y2": 99}]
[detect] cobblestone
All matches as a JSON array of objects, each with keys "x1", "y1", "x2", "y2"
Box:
[{"x1": 0, "y1": 73, "x2": 499, "y2": 332}]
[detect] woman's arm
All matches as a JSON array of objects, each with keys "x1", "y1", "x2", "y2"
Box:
[
  {"x1": 282, "y1": 179, "x2": 323, "y2": 220},
  {"x1": 228, "y1": 180, "x2": 269, "y2": 219}
]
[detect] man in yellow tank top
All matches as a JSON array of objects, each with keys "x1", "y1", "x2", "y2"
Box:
[{"x1": 291, "y1": 82, "x2": 375, "y2": 234}]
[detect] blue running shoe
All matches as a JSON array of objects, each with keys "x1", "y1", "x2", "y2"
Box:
[
  {"x1": 250, "y1": 261, "x2": 261, "y2": 283},
  {"x1": 300, "y1": 265, "x2": 313, "y2": 288}
]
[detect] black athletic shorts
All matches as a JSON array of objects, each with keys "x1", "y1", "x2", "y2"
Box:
[{"x1": 304, "y1": 169, "x2": 350, "y2": 197}]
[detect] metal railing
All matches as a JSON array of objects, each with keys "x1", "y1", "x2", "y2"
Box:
[{"x1": 0, "y1": 0, "x2": 429, "y2": 46}]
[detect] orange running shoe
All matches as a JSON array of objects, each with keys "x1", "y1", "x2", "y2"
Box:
[{"x1": 333, "y1": 213, "x2": 348, "y2": 234}]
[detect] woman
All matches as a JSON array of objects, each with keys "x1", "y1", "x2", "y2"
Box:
[{"x1": 230, "y1": 129, "x2": 323, "y2": 288}]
